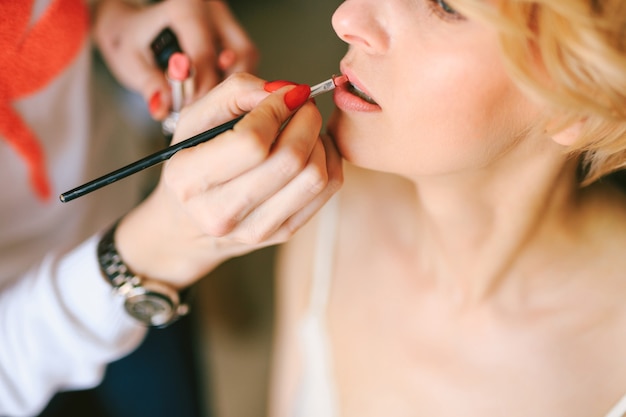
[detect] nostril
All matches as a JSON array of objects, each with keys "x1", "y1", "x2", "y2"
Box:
[{"x1": 342, "y1": 34, "x2": 373, "y2": 49}]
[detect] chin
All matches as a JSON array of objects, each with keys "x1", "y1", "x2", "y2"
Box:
[
  {"x1": 326, "y1": 109, "x2": 355, "y2": 161},
  {"x1": 326, "y1": 109, "x2": 376, "y2": 167}
]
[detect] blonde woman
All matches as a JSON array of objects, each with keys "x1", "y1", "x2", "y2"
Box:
[{"x1": 266, "y1": 0, "x2": 626, "y2": 416}]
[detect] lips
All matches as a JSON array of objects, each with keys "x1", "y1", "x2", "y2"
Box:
[
  {"x1": 346, "y1": 81, "x2": 378, "y2": 105},
  {"x1": 333, "y1": 66, "x2": 381, "y2": 112}
]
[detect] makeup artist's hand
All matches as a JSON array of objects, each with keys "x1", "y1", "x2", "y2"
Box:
[
  {"x1": 207, "y1": 1, "x2": 260, "y2": 76},
  {"x1": 92, "y1": 0, "x2": 258, "y2": 120},
  {"x1": 115, "y1": 73, "x2": 343, "y2": 289}
]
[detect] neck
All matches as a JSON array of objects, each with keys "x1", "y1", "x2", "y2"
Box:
[{"x1": 407, "y1": 142, "x2": 580, "y2": 306}]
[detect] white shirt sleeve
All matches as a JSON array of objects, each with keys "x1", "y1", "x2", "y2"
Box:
[{"x1": 0, "y1": 234, "x2": 147, "y2": 417}]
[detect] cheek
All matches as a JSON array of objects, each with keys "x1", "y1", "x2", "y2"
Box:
[
  {"x1": 329, "y1": 79, "x2": 538, "y2": 177},
  {"x1": 386, "y1": 57, "x2": 538, "y2": 175}
]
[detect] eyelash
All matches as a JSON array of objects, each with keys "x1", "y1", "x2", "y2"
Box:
[{"x1": 427, "y1": 0, "x2": 465, "y2": 21}]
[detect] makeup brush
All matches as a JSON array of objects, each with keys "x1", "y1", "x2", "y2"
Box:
[{"x1": 59, "y1": 74, "x2": 349, "y2": 203}]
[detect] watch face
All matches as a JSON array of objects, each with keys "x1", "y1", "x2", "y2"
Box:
[{"x1": 125, "y1": 292, "x2": 175, "y2": 327}]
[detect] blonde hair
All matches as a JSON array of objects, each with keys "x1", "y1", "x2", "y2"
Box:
[{"x1": 450, "y1": 0, "x2": 626, "y2": 184}]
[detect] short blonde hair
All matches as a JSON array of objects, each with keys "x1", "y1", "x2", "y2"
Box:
[{"x1": 450, "y1": 0, "x2": 626, "y2": 184}]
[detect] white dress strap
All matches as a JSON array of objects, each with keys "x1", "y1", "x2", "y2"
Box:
[
  {"x1": 308, "y1": 193, "x2": 340, "y2": 317},
  {"x1": 294, "y1": 194, "x2": 341, "y2": 417},
  {"x1": 605, "y1": 393, "x2": 626, "y2": 417}
]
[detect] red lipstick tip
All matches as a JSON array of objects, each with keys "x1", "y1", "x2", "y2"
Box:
[{"x1": 168, "y1": 52, "x2": 191, "y2": 81}]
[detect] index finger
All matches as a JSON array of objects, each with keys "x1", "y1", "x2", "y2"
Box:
[
  {"x1": 224, "y1": 83, "x2": 312, "y2": 171},
  {"x1": 166, "y1": 82, "x2": 312, "y2": 188},
  {"x1": 170, "y1": 72, "x2": 268, "y2": 144}
]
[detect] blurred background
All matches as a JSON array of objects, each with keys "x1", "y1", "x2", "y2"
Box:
[{"x1": 37, "y1": 1, "x2": 345, "y2": 417}]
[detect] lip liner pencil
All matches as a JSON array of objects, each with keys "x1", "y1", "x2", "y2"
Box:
[{"x1": 59, "y1": 75, "x2": 348, "y2": 203}]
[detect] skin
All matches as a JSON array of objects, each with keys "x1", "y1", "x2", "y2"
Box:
[{"x1": 270, "y1": 0, "x2": 626, "y2": 416}]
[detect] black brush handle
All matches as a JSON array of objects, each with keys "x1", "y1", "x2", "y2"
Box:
[{"x1": 59, "y1": 115, "x2": 245, "y2": 203}]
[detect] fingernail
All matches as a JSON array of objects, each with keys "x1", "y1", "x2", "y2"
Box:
[
  {"x1": 148, "y1": 91, "x2": 162, "y2": 117},
  {"x1": 284, "y1": 84, "x2": 311, "y2": 111},
  {"x1": 264, "y1": 80, "x2": 297, "y2": 93}
]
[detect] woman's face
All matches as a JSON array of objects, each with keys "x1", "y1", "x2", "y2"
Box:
[{"x1": 327, "y1": 0, "x2": 542, "y2": 179}]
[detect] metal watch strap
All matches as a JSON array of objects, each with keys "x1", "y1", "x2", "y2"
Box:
[
  {"x1": 97, "y1": 221, "x2": 188, "y2": 327},
  {"x1": 97, "y1": 222, "x2": 137, "y2": 289}
]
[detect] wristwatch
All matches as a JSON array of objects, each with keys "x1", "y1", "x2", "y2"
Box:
[{"x1": 97, "y1": 222, "x2": 189, "y2": 328}]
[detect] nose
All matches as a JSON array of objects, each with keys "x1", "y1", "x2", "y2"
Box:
[{"x1": 331, "y1": 0, "x2": 389, "y2": 54}]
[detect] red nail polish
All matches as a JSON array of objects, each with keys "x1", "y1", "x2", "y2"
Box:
[
  {"x1": 264, "y1": 80, "x2": 297, "y2": 93},
  {"x1": 284, "y1": 84, "x2": 311, "y2": 111},
  {"x1": 148, "y1": 91, "x2": 162, "y2": 116}
]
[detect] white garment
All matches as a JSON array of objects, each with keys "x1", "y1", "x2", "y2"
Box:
[
  {"x1": 0, "y1": 1, "x2": 148, "y2": 415},
  {"x1": 606, "y1": 395, "x2": 626, "y2": 417},
  {"x1": 293, "y1": 195, "x2": 340, "y2": 417}
]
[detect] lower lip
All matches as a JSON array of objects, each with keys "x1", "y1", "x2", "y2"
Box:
[{"x1": 333, "y1": 83, "x2": 381, "y2": 113}]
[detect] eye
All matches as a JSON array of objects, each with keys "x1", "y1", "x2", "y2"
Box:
[
  {"x1": 428, "y1": 0, "x2": 464, "y2": 20},
  {"x1": 438, "y1": 0, "x2": 456, "y2": 14}
]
